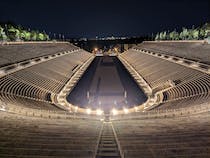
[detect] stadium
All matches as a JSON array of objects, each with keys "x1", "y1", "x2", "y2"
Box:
[{"x1": 0, "y1": 0, "x2": 210, "y2": 158}]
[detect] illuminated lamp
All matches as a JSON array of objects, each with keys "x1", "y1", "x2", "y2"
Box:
[
  {"x1": 74, "y1": 106, "x2": 78, "y2": 112},
  {"x1": 112, "y1": 108, "x2": 118, "y2": 115},
  {"x1": 86, "y1": 108, "x2": 91, "y2": 114},
  {"x1": 123, "y1": 108, "x2": 129, "y2": 114},
  {"x1": 96, "y1": 109, "x2": 103, "y2": 116},
  {"x1": 134, "y1": 106, "x2": 138, "y2": 112}
]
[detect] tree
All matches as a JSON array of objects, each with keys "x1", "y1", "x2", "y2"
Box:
[
  {"x1": 154, "y1": 23, "x2": 209, "y2": 41},
  {"x1": 187, "y1": 29, "x2": 194, "y2": 40},
  {"x1": 159, "y1": 31, "x2": 167, "y2": 40},
  {"x1": 37, "y1": 33, "x2": 44, "y2": 41},
  {"x1": 192, "y1": 29, "x2": 199, "y2": 40},
  {"x1": 155, "y1": 33, "x2": 160, "y2": 41},
  {"x1": 162, "y1": 31, "x2": 167, "y2": 40},
  {"x1": 199, "y1": 28, "x2": 206, "y2": 39},
  {"x1": 43, "y1": 33, "x2": 49, "y2": 41},
  {"x1": 7, "y1": 26, "x2": 20, "y2": 41},
  {"x1": 30, "y1": 31, "x2": 38, "y2": 41},
  {"x1": 179, "y1": 27, "x2": 189, "y2": 40},
  {"x1": 0, "y1": 26, "x2": 7, "y2": 41},
  {"x1": 1, "y1": 23, "x2": 50, "y2": 41},
  {"x1": 159, "y1": 32, "x2": 164, "y2": 40},
  {"x1": 20, "y1": 30, "x2": 26, "y2": 40},
  {"x1": 169, "y1": 30, "x2": 179, "y2": 40},
  {"x1": 19, "y1": 30, "x2": 31, "y2": 41}
]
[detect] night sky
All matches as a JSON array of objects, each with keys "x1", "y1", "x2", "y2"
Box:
[{"x1": 1, "y1": 0, "x2": 209, "y2": 38}]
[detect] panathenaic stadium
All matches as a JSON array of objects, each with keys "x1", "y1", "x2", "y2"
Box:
[{"x1": 0, "y1": 40, "x2": 209, "y2": 158}]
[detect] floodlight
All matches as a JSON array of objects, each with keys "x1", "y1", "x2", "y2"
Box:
[
  {"x1": 134, "y1": 106, "x2": 138, "y2": 112},
  {"x1": 96, "y1": 109, "x2": 103, "y2": 116},
  {"x1": 112, "y1": 108, "x2": 118, "y2": 115},
  {"x1": 123, "y1": 108, "x2": 129, "y2": 114},
  {"x1": 74, "y1": 106, "x2": 78, "y2": 112},
  {"x1": 86, "y1": 108, "x2": 91, "y2": 114}
]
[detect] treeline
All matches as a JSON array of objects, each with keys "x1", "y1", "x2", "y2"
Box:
[
  {"x1": 0, "y1": 23, "x2": 49, "y2": 41},
  {"x1": 155, "y1": 23, "x2": 209, "y2": 41}
]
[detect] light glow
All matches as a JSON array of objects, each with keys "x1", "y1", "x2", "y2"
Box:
[
  {"x1": 96, "y1": 109, "x2": 103, "y2": 115},
  {"x1": 74, "y1": 106, "x2": 78, "y2": 112},
  {"x1": 134, "y1": 106, "x2": 138, "y2": 112},
  {"x1": 111, "y1": 108, "x2": 118, "y2": 115},
  {"x1": 86, "y1": 108, "x2": 91, "y2": 114},
  {"x1": 123, "y1": 108, "x2": 129, "y2": 114},
  {"x1": 0, "y1": 105, "x2": 6, "y2": 111}
]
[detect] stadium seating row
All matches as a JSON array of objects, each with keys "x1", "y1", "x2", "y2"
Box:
[
  {"x1": 0, "y1": 111, "x2": 101, "y2": 158},
  {"x1": 0, "y1": 43, "x2": 93, "y2": 111},
  {"x1": 0, "y1": 42, "x2": 78, "y2": 67},
  {"x1": 120, "y1": 48, "x2": 210, "y2": 109},
  {"x1": 135, "y1": 41, "x2": 210, "y2": 65},
  {"x1": 113, "y1": 111, "x2": 210, "y2": 158},
  {"x1": 0, "y1": 42, "x2": 209, "y2": 158}
]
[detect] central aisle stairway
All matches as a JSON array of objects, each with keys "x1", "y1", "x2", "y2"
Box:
[{"x1": 96, "y1": 122, "x2": 122, "y2": 158}]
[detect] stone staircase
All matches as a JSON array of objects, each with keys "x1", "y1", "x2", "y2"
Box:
[{"x1": 96, "y1": 122, "x2": 121, "y2": 158}]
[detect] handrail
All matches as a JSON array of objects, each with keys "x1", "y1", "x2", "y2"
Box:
[
  {"x1": 93, "y1": 122, "x2": 104, "y2": 158},
  {"x1": 111, "y1": 122, "x2": 124, "y2": 158}
]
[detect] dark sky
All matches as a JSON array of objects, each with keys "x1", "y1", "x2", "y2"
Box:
[{"x1": 1, "y1": 0, "x2": 209, "y2": 38}]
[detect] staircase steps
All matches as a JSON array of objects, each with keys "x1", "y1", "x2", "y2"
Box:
[{"x1": 96, "y1": 122, "x2": 121, "y2": 158}]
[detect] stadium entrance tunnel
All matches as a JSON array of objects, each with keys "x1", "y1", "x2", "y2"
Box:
[{"x1": 67, "y1": 56, "x2": 147, "y2": 113}]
